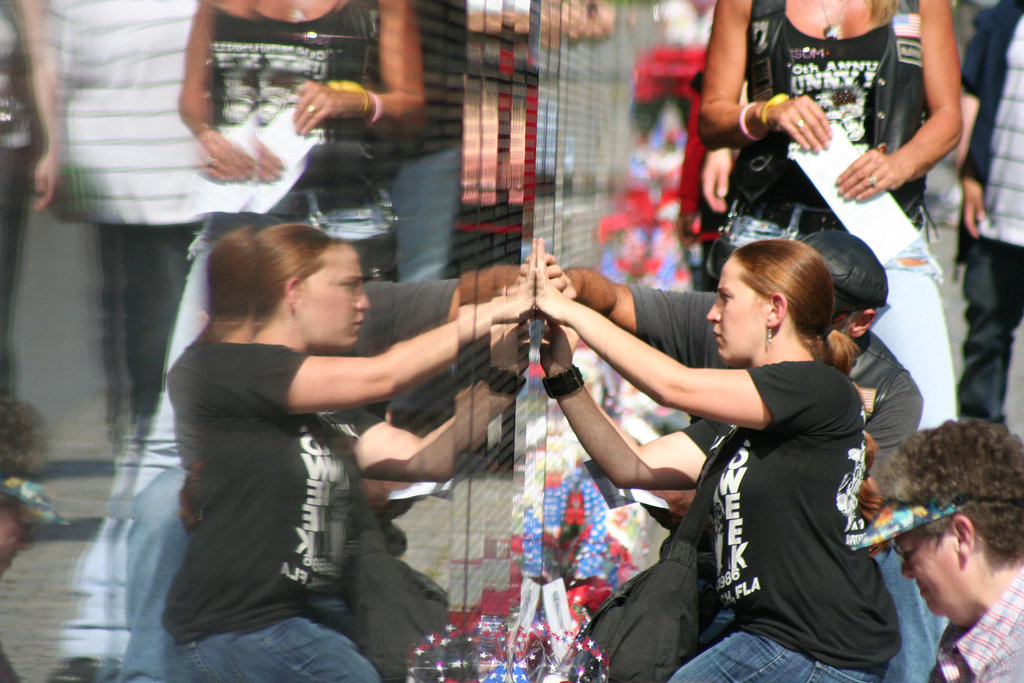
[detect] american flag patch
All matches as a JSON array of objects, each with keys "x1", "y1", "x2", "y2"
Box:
[{"x1": 893, "y1": 13, "x2": 921, "y2": 39}]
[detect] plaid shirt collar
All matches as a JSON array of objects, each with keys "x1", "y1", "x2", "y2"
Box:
[{"x1": 931, "y1": 564, "x2": 1024, "y2": 682}]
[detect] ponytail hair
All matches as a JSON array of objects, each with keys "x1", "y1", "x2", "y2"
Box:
[{"x1": 820, "y1": 328, "x2": 860, "y2": 377}]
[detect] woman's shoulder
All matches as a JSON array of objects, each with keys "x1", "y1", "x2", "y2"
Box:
[
  {"x1": 173, "y1": 342, "x2": 305, "y2": 374},
  {"x1": 751, "y1": 360, "x2": 860, "y2": 405}
]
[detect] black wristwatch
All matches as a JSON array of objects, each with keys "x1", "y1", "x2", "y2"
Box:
[
  {"x1": 542, "y1": 365, "x2": 585, "y2": 399},
  {"x1": 486, "y1": 366, "x2": 526, "y2": 396}
]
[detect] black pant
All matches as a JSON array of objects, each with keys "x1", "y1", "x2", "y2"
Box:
[
  {"x1": 97, "y1": 222, "x2": 198, "y2": 438},
  {"x1": 0, "y1": 145, "x2": 33, "y2": 397}
]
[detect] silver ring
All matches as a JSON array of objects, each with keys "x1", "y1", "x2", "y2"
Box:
[
  {"x1": 868, "y1": 175, "x2": 878, "y2": 188},
  {"x1": 795, "y1": 119, "x2": 805, "y2": 128},
  {"x1": 205, "y1": 156, "x2": 215, "y2": 167}
]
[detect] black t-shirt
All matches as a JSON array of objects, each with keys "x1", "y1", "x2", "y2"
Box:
[
  {"x1": 164, "y1": 343, "x2": 381, "y2": 643},
  {"x1": 685, "y1": 361, "x2": 899, "y2": 669},
  {"x1": 774, "y1": 21, "x2": 889, "y2": 206}
]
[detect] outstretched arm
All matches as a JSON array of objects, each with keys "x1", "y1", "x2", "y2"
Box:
[
  {"x1": 287, "y1": 294, "x2": 530, "y2": 413},
  {"x1": 541, "y1": 323, "x2": 705, "y2": 489},
  {"x1": 355, "y1": 381, "x2": 513, "y2": 481}
]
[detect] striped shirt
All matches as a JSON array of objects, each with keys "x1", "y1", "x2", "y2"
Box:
[
  {"x1": 50, "y1": 0, "x2": 200, "y2": 224},
  {"x1": 929, "y1": 564, "x2": 1024, "y2": 682},
  {"x1": 983, "y1": 21, "x2": 1024, "y2": 248}
]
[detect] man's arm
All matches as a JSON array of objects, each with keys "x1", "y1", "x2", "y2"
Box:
[{"x1": 564, "y1": 268, "x2": 638, "y2": 333}]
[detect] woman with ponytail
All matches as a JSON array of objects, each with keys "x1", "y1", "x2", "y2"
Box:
[{"x1": 529, "y1": 237, "x2": 898, "y2": 682}]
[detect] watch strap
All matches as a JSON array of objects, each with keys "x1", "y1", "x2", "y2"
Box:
[{"x1": 542, "y1": 365, "x2": 585, "y2": 399}]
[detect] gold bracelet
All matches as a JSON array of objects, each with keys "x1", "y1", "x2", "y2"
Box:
[
  {"x1": 327, "y1": 80, "x2": 371, "y2": 115},
  {"x1": 759, "y1": 93, "x2": 790, "y2": 127}
]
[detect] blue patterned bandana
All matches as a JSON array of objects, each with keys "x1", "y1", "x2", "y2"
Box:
[{"x1": 0, "y1": 475, "x2": 66, "y2": 524}]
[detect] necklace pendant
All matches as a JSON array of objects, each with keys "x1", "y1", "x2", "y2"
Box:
[{"x1": 824, "y1": 23, "x2": 841, "y2": 38}]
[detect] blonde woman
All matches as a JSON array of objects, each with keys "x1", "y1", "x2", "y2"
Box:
[{"x1": 697, "y1": 0, "x2": 962, "y2": 433}]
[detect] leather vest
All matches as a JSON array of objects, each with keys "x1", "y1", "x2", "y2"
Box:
[{"x1": 735, "y1": 0, "x2": 925, "y2": 212}]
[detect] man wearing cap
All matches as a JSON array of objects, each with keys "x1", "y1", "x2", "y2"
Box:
[
  {"x1": 552, "y1": 230, "x2": 939, "y2": 682},
  {"x1": 0, "y1": 398, "x2": 65, "y2": 680},
  {"x1": 857, "y1": 420, "x2": 1024, "y2": 682}
]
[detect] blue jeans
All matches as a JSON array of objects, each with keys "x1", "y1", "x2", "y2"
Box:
[
  {"x1": 118, "y1": 468, "x2": 188, "y2": 683},
  {"x1": 957, "y1": 237, "x2": 1024, "y2": 422},
  {"x1": 668, "y1": 630, "x2": 887, "y2": 683},
  {"x1": 694, "y1": 552, "x2": 942, "y2": 683},
  {"x1": 176, "y1": 616, "x2": 381, "y2": 683},
  {"x1": 727, "y1": 214, "x2": 957, "y2": 429},
  {"x1": 391, "y1": 147, "x2": 460, "y2": 282}
]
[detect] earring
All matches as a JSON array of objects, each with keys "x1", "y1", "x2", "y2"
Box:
[{"x1": 766, "y1": 326, "x2": 773, "y2": 350}]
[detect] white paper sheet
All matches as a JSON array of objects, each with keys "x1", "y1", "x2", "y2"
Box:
[
  {"x1": 191, "y1": 107, "x2": 315, "y2": 216},
  {"x1": 790, "y1": 124, "x2": 918, "y2": 264}
]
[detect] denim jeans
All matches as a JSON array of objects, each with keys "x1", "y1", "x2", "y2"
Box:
[
  {"x1": 694, "y1": 552, "x2": 939, "y2": 683},
  {"x1": 176, "y1": 616, "x2": 381, "y2": 683},
  {"x1": 668, "y1": 630, "x2": 887, "y2": 683},
  {"x1": 118, "y1": 468, "x2": 188, "y2": 683},
  {"x1": 727, "y1": 214, "x2": 957, "y2": 429},
  {"x1": 391, "y1": 147, "x2": 460, "y2": 282},
  {"x1": 957, "y1": 237, "x2": 1024, "y2": 422}
]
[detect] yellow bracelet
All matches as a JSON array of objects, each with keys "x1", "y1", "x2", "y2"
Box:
[
  {"x1": 327, "y1": 80, "x2": 371, "y2": 116},
  {"x1": 759, "y1": 93, "x2": 790, "y2": 127}
]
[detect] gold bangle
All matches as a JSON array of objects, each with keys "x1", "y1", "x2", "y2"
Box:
[
  {"x1": 759, "y1": 93, "x2": 790, "y2": 127},
  {"x1": 327, "y1": 80, "x2": 371, "y2": 115}
]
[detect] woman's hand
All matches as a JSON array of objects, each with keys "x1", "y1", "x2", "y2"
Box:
[
  {"x1": 701, "y1": 147, "x2": 734, "y2": 213},
  {"x1": 760, "y1": 95, "x2": 831, "y2": 152},
  {"x1": 197, "y1": 128, "x2": 260, "y2": 181},
  {"x1": 491, "y1": 321, "x2": 529, "y2": 374},
  {"x1": 961, "y1": 175, "x2": 986, "y2": 238},
  {"x1": 835, "y1": 146, "x2": 909, "y2": 201},
  {"x1": 293, "y1": 81, "x2": 368, "y2": 135},
  {"x1": 527, "y1": 238, "x2": 575, "y2": 325},
  {"x1": 33, "y1": 146, "x2": 58, "y2": 211},
  {"x1": 539, "y1": 322, "x2": 579, "y2": 377}
]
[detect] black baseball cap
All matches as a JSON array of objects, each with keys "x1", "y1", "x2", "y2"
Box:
[{"x1": 801, "y1": 231, "x2": 888, "y2": 311}]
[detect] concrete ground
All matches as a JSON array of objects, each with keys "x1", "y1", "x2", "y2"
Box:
[{"x1": 3, "y1": 160, "x2": 1023, "y2": 681}]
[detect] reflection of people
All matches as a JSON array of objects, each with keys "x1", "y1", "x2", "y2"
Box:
[
  {"x1": 531, "y1": 238, "x2": 898, "y2": 681},
  {"x1": 45, "y1": 1, "x2": 202, "y2": 676},
  {"x1": 180, "y1": 0, "x2": 424, "y2": 204},
  {"x1": 955, "y1": 0, "x2": 1024, "y2": 424},
  {"x1": 164, "y1": 224, "x2": 522, "y2": 681},
  {"x1": 698, "y1": 0, "x2": 962, "y2": 430},
  {"x1": 0, "y1": 0, "x2": 56, "y2": 397},
  {"x1": 0, "y1": 398, "x2": 65, "y2": 681},
  {"x1": 50, "y1": 0, "x2": 200, "y2": 440},
  {"x1": 857, "y1": 420, "x2": 1024, "y2": 681}
]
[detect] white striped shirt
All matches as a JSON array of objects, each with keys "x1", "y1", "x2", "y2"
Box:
[
  {"x1": 983, "y1": 22, "x2": 1024, "y2": 248},
  {"x1": 51, "y1": 0, "x2": 200, "y2": 224}
]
